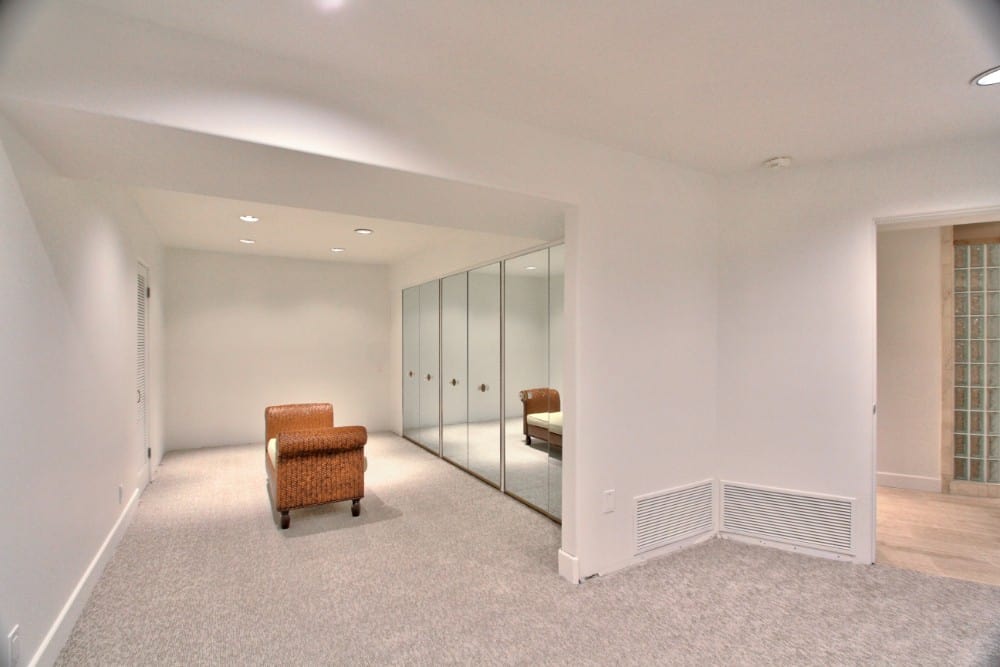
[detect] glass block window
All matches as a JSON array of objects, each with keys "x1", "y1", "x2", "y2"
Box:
[{"x1": 954, "y1": 243, "x2": 1000, "y2": 483}]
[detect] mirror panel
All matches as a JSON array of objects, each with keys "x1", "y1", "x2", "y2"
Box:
[
  {"x1": 547, "y1": 245, "x2": 564, "y2": 518},
  {"x1": 441, "y1": 273, "x2": 469, "y2": 467},
  {"x1": 402, "y1": 286, "x2": 420, "y2": 441},
  {"x1": 504, "y1": 249, "x2": 552, "y2": 512},
  {"x1": 418, "y1": 280, "x2": 440, "y2": 452},
  {"x1": 401, "y1": 245, "x2": 562, "y2": 519},
  {"x1": 468, "y1": 263, "x2": 501, "y2": 485}
]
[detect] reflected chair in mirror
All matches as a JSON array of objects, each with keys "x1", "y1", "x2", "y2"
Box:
[
  {"x1": 519, "y1": 388, "x2": 562, "y2": 451},
  {"x1": 265, "y1": 403, "x2": 367, "y2": 529}
]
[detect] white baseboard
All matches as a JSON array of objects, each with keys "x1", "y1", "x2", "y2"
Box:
[
  {"x1": 589, "y1": 530, "x2": 716, "y2": 580},
  {"x1": 30, "y1": 488, "x2": 140, "y2": 667},
  {"x1": 634, "y1": 530, "x2": 716, "y2": 565},
  {"x1": 876, "y1": 471, "x2": 941, "y2": 492},
  {"x1": 558, "y1": 548, "x2": 580, "y2": 584},
  {"x1": 719, "y1": 533, "x2": 859, "y2": 563}
]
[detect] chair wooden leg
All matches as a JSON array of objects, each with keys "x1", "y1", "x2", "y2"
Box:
[
  {"x1": 280, "y1": 511, "x2": 290, "y2": 529},
  {"x1": 351, "y1": 498, "x2": 360, "y2": 517}
]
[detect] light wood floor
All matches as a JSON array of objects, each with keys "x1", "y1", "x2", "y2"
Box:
[{"x1": 877, "y1": 486, "x2": 1000, "y2": 586}]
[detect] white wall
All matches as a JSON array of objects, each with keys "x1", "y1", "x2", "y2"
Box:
[
  {"x1": 164, "y1": 248, "x2": 390, "y2": 449},
  {"x1": 876, "y1": 227, "x2": 943, "y2": 490},
  {"x1": 0, "y1": 115, "x2": 164, "y2": 665},
  {"x1": 300, "y1": 109, "x2": 721, "y2": 579},
  {"x1": 718, "y1": 137, "x2": 1000, "y2": 563},
  {"x1": 382, "y1": 151, "x2": 719, "y2": 577},
  {"x1": 0, "y1": 15, "x2": 723, "y2": 577},
  {"x1": 10, "y1": 0, "x2": 1000, "y2": 582}
]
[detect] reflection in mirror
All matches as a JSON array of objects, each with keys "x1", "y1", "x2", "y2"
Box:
[
  {"x1": 402, "y1": 246, "x2": 562, "y2": 518},
  {"x1": 441, "y1": 273, "x2": 468, "y2": 467},
  {"x1": 468, "y1": 263, "x2": 501, "y2": 485},
  {"x1": 505, "y1": 248, "x2": 557, "y2": 515},
  {"x1": 548, "y1": 244, "x2": 564, "y2": 517}
]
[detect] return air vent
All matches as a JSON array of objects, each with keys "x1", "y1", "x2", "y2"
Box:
[
  {"x1": 634, "y1": 480, "x2": 714, "y2": 555},
  {"x1": 721, "y1": 481, "x2": 854, "y2": 555}
]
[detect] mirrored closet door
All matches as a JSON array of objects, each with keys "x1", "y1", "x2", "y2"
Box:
[
  {"x1": 439, "y1": 265, "x2": 502, "y2": 485},
  {"x1": 402, "y1": 286, "x2": 421, "y2": 442},
  {"x1": 467, "y1": 263, "x2": 501, "y2": 485},
  {"x1": 441, "y1": 273, "x2": 469, "y2": 468},
  {"x1": 418, "y1": 280, "x2": 440, "y2": 453},
  {"x1": 402, "y1": 246, "x2": 561, "y2": 519},
  {"x1": 504, "y1": 248, "x2": 561, "y2": 518},
  {"x1": 547, "y1": 245, "x2": 564, "y2": 515}
]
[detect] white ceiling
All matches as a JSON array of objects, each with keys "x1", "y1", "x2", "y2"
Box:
[
  {"x1": 130, "y1": 187, "x2": 540, "y2": 265},
  {"x1": 0, "y1": 99, "x2": 563, "y2": 264},
  {"x1": 56, "y1": 0, "x2": 1000, "y2": 173},
  {"x1": 1, "y1": 0, "x2": 999, "y2": 262}
]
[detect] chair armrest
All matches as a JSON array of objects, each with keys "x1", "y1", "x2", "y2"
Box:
[
  {"x1": 519, "y1": 388, "x2": 560, "y2": 415},
  {"x1": 276, "y1": 426, "x2": 367, "y2": 459}
]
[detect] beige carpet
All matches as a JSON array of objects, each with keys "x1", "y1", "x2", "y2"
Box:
[{"x1": 57, "y1": 434, "x2": 1000, "y2": 665}]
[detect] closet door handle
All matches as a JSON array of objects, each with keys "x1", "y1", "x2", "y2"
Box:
[
  {"x1": 450, "y1": 378, "x2": 459, "y2": 386},
  {"x1": 426, "y1": 374, "x2": 433, "y2": 381},
  {"x1": 408, "y1": 371, "x2": 414, "y2": 378},
  {"x1": 478, "y1": 384, "x2": 488, "y2": 392}
]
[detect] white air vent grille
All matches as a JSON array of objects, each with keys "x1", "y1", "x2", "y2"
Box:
[
  {"x1": 635, "y1": 480, "x2": 714, "y2": 555},
  {"x1": 721, "y1": 482, "x2": 854, "y2": 555}
]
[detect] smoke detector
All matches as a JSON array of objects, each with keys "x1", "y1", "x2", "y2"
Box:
[{"x1": 762, "y1": 156, "x2": 793, "y2": 169}]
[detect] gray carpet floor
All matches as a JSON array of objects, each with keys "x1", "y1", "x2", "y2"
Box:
[{"x1": 57, "y1": 434, "x2": 1000, "y2": 666}]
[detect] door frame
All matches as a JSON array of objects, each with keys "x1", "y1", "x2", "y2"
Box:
[
  {"x1": 873, "y1": 204, "x2": 1000, "y2": 562},
  {"x1": 137, "y1": 260, "x2": 152, "y2": 490}
]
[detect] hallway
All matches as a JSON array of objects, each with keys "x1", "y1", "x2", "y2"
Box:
[{"x1": 877, "y1": 486, "x2": 1000, "y2": 586}]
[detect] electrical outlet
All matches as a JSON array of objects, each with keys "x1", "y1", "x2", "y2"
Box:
[
  {"x1": 7, "y1": 624, "x2": 20, "y2": 667},
  {"x1": 602, "y1": 489, "x2": 615, "y2": 513}
]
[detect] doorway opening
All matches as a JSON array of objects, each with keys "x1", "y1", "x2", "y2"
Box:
[{"x1": 876, "y1": 211, "x2": 1000, "y2": 585}]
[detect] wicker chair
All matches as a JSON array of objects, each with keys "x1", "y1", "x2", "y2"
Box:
[
  {"x1": 520, "y1": 387, "x2": 562, "y2": 450},
  {"x1": 265, "y1": 403, "x2": 367, "y2": 529}
]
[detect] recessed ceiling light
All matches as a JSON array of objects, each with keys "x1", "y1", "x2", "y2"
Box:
[
  {"x1": 315, "y1": 0, "x2": 346, "y2": 11},
  {"x1": 239, "y1": 215, "x2": 259, "y2": 223},
  {"x1": 525, "y1": 265, "x2": 537, "y2": 271},
  {"x1": 973, "y1": 65, "x2": 1000, "y2": 86},
  {"x1": 354, "y1": 228, "x2": 373, "y2": 235},
  {"x1": 239, "y1": 239, "x2": 256, "y2": 245},
  {"x1": 331, "y1": 247, "x2": 346, "y2": 253}
]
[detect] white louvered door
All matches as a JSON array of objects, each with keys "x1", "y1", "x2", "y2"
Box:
[{"x1": 137, "y1": 264, "x2": 150, "y2": 486}]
